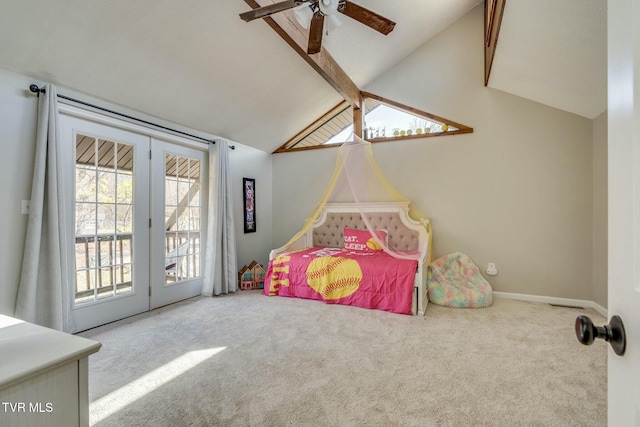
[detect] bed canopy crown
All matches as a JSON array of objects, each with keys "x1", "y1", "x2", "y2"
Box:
[{"x1": 279, "y1": 136, "x2": 433, "y2": 262}]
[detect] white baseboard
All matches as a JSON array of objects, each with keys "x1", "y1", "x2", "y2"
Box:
[{"x1": 493, "y1": 291, "x2": 608, "y2": 317}]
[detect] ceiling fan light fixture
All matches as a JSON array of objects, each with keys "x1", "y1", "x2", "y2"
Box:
[
  {"x1": 318, "y1": 0, "x2": 339, "y2": 16},
  {"x1": 293, "y1": 4, "x2": 314, "y2": 29},
  {"x1": 327, "y1": 13, "x2": 342, "y2": 32}
]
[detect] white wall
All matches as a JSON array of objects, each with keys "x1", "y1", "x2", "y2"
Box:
[
  {"x1": 592, "y1": 111, "x2": 607, "y2": 308},
  {"x1": 0, "y1": 66, "x2": 273, "y2": 316},
  {"x1": 272, "y1": 5, "x2": 598, "y2": 301},
  {"x1": 272, "y1": 148, "x2": 337, "y2": 249},
  {"x1": 229, "y1": 143, "x2": 273, "y2": 270}
]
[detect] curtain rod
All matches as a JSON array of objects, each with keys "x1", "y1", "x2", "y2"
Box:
[{"x1": 29, "y1": 84, "x2": 235, "y2": 149}]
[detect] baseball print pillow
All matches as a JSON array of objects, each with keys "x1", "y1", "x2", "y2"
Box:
[{"x1": 343, "y1": 227, "x2": 387, "y2": 252}]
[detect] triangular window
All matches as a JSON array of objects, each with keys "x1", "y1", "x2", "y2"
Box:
[{"x1": 274, "y1": 92, "x2": 472, "y2": 153}]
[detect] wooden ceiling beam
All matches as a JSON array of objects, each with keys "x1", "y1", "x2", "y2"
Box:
[
  {"x1": 484, "y1": 0, "x2": 506, "y2": 86},
  {"x1": 243, "y1": 0, "x2": 361, "y2": 109}
]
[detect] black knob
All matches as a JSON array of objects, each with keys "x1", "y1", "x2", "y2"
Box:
[
  {"x1": 575, "y1": 315, "x2": 626, "y2": 356},
  {"x1": 29, "y1": 84, "x2": 45, "y2": 94}
]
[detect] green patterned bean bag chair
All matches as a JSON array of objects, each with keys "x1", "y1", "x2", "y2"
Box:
[{"x1": 427, "y1": 252, "x2": 493, "y2": 308}]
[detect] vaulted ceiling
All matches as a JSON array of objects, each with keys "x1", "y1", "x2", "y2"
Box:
[
  {"x1": 0, "y1": 1, "x2": 606, "y2": 153},
  {"x1": 489, "y1": 0, "x2": 606, "y2": 119}
]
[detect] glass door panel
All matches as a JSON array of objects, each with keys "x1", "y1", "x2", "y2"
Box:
[
  {"x1": 151, "y1": 141, "x2": 206, "y2": 308},
  {"x1": 164, "y1": 153, "x2": 201, "y2": 283},
  {"x1": 75, "y1": 137, "x2": 135, "y2": 303},
  {"x1": 60, "y1": 113, "x2": 150, "y2": 332}
]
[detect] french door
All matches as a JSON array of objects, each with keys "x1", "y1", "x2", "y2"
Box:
[
  {"x1": 150, "y1": 140, "x2": 207, "y2": 308},
  {"x1": 60, "y1": 108, "x2": 207, "y2": 332}
]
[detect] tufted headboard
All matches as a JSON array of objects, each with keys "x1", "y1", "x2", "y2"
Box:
[
  {"x1": 305, "y1": 202, "x2": 429, "y2": 262},
  {"x1": 312, "y1": 212, "x2": 420, "y2": 252}
]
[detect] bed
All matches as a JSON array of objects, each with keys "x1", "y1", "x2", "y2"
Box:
[{"x1": 264, "y1": 202, "x2": 431, "y2": 316}]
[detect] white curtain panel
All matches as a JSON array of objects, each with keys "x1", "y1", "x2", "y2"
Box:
[
  {"x1": 202, "y1": 140, "x2": 238, "y2": 296},
  {"x1": 15, "y1": 85, "x2": 74, "y2": 332}
]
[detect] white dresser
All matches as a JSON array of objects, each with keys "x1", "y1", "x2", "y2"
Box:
[{"x1": 0, "y1": 315, "x2": 101, "y2": 427}]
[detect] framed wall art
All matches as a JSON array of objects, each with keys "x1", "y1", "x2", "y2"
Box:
[{"x1": 243, "y1": 178, "x2": 256, "y2": 233}]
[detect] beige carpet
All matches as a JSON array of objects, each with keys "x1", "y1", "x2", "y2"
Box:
[{"x1": 80, "y1": 291, "x2": 607, "y2": 427}]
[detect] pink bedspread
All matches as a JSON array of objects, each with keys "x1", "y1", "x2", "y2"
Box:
[{"x1": 264, "y1": 247, "x2": 418, "y2": 315}]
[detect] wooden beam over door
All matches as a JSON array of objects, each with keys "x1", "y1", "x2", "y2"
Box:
[
  {"x1": 484, "y1": 0, "x2": 506, "y2": 86},
  {"x1": 243, "y1": 0, "x2": 361, "y2": 109}
]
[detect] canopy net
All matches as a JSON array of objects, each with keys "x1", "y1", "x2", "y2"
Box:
[{"x1": 280, "y1": 136, "x2": 432, "y2": 262}]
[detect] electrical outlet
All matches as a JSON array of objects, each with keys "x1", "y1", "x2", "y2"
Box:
[
  {"x1": 487, "y1": 262, "x2": 498, "y2": 276},
  {"x1": 21, "y1": 200, "x2": 30, "y2": 215}
]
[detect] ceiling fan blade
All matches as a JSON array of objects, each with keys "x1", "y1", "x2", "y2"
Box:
[
  {"x1": 240, "y1": 0, "x2": 305, "y2": 22},
  {"x1": 307, "y1": 13, "x2": 324, "y2": 54},
  {"x1": 339, "y1": 1, "x2": 395, "y2": 35}
]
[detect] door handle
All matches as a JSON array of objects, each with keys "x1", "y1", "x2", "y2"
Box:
[{"x1": 575, "y1": 315, "x2": 626, "y2": 356}]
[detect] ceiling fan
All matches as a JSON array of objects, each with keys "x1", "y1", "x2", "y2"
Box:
[{"x1": 240, "y1": 0, "x2": 396, "y2": 55}]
